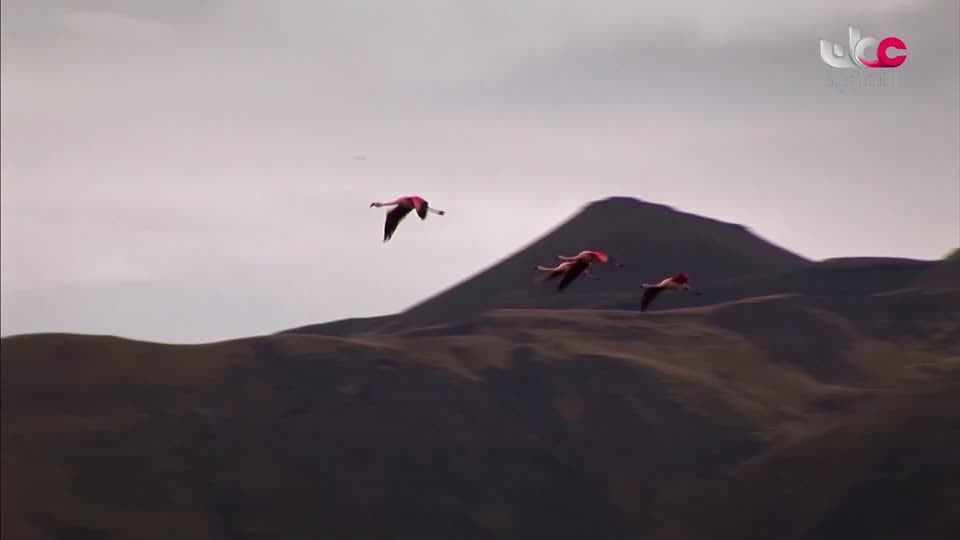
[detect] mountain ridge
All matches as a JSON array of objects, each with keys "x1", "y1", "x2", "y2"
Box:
[
  {"x1": 283, "y1": 197, "x2": 950, "y2": 338},
  {"x1": 284, "y1": 197, "x2": 813, "y2": 336}
]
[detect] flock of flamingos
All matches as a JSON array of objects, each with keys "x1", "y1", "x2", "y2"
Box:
[{"x1": 369, "y1": 194, "x2": 702, "y2": 311}]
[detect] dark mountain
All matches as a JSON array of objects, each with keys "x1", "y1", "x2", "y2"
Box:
[
  {"x1": 287, "y1": 197, "x2": 811, "y2": 336},
  {"x1": 400, "y1": 197, "x2": 809, "y2": 321},
  {"x1": 285, "y1": 199, "x2": 945, "y2": 338}
]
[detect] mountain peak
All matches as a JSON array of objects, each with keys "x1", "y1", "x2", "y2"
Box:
[
  {"x1": 389, "y1": 196, "x2": 809, "y2": 326},
  {"x1": 583, "y1": 196, "x2": 674, "y2": 211},
  {"x1": 579, "y1": 196, "x2": 753, "y2": 232}
]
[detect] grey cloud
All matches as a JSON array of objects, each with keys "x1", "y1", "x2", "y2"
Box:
[{"x1": 438, "y1": 0, "x2": 957, "y2": 108}]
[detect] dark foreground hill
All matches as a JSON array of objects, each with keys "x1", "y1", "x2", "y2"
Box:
[{"x1": 3, "y1": 287, "x2": 960, "y2": 540}]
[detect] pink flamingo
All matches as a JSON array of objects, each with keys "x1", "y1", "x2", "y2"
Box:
[
  {"x1": 639, "y1": 272, "x2": 702, "y2": 311},
  {"x1": 370, "y1": 196, "x2": 445, "y2": 242},
  {"x1": 534, "y1": 250, "x2": 624, "y2": 291}
]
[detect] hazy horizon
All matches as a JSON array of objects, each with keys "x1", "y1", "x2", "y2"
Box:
[{"x1": 2, "y1": 0, "x2": 958, "y2": 343}]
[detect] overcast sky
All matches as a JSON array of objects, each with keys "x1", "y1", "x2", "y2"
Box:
[{"x1": 2, "y1": 0, "x2": 958, "y2": 343}]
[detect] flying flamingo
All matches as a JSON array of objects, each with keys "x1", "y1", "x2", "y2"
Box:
[
  {"x1": 369, "y1": 196, "x2": 445, "y2": 242},
  {"x1": 534, "y1": 261, "x2": 600, "y2": 291},
  {"x1": 534, "y1": 250, "x2": 624, "y2": 291},
  {"x1": 639, "y1": 272, "x2": 702, "y2": 311}
]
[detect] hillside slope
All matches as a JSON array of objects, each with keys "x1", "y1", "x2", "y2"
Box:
[
  {"x1": 913, "y1": 247, "x2": 960, "y2": 289},
  {"x1": 3, "y1": 287, "x2": 958, "y2": 540},
  {"x1": 592, "y1": 256, "x2": 937, "y2": 313}
]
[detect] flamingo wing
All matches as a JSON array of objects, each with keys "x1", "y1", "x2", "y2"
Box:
[
  {"x1": 640, "y1": 286, "x2": 664, "y2": 311},
  {"x1": 384, "y1": 205, "x2": 414, "y2": 241},
  {"x1": 557, "y1": 260, "x2": 589, "y2": 291},
  {"x1": 542, "y1": 268, "x2": 565, "y2": 282}
]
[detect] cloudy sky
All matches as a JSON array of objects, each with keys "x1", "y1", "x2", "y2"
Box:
[{"x1": 2, "y1": 0, "x2": 958, "y2": 343}]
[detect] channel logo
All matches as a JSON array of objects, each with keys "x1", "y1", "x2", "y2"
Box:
[{"x1": 820, "y1": 26, "x2": 907, "y2": 69}]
